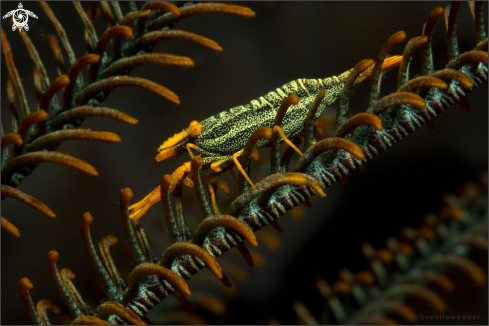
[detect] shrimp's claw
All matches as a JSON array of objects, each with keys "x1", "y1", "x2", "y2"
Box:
[
  {"x1": 128, "y1": 186, "x2": 161, "y2": 220},
  {"x1": 154, "y1": 147, "x2": 186, "y2": 165},
  {"x1": 129, "y1": 162, "x2": 192, "y2": 220}
]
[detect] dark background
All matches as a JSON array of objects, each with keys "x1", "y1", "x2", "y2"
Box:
[{"x1": 1, "y1": 1, "x2": 487, "y2": 325}]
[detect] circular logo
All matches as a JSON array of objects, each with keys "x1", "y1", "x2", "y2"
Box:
[
  {"x1": 3, "y1": 3, "x2": 37, "y2": 32},
  {"x1": 12, "y1": 8, "x2": 28, "y2": 31}
]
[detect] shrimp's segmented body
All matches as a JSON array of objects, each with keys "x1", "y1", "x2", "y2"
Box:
[
  {"x1": 179, "y1": 76, "x2": 345, "y2": 166},
  {"x1": 129, "y1": 56, "x2": 402, "y2": 220}
]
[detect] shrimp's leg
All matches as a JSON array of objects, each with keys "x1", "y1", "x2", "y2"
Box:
[
  {"x1": 232, "y1": 151, "x2": 256, "y2": 190},
  {"x1": 187, "y1": 143, "x2": 198, "y2": 158},
  {"x1": 273, "y1": 126, "x2": 304, "y2": 157}
]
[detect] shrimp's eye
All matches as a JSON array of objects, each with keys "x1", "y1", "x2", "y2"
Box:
[{"x1": 189, "y1": 120, "x2": 202, "y2": 136}]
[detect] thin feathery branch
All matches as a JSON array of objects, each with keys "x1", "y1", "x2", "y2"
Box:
[
  {"x1": 1, "y1": 1, "x2": 255, "y2": 237},
  {"x1": 1, "y1": 2, "x2": 486, "y2": 325}
]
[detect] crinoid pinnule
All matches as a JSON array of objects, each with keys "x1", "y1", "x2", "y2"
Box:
[
  {"x1": 1, "y1": 1, "x2": 255, "y2": 237},
  {"x1": 2, "y1": 2, "x2": 487, "y2": 325},
  {"x1": 279, "y1": 173, "x2": 488, "y2": 325}
]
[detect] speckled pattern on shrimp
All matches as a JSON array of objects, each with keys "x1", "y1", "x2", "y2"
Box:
[{"x1": 187, "y1": 72, "x2": 350, "y2": 160}]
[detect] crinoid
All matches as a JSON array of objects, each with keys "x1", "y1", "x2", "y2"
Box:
[
  {"x1": 277, "y1": 173, "x2": 488, "y2": 325},
  {"x1": 2, "y1": 2, "x2": 487, "y2": 325},
  {"x1": 1, "y1": 1, "x2": 255, "y2": 237}
]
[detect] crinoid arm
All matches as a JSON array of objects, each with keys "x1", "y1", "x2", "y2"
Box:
[
  {"x1": 5, "y1": 2, "x2": 487, "y2": 325},
  {"x1": 1, "y1": 1, "x2": 256, "y2": 236}
]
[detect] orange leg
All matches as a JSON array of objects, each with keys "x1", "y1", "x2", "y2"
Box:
[
  {"x1": 231, "y1": 127, "x2": 303, "y2": 191},
  {"x1": 210, "y1": 162, "x2": 222, "y2": 172},
  {"x1": 273, "y1": 125, "x2": 304, "y2": 157},
  {"x1": 232, "y1": 152, "x2": 257, "y2": 190},
  {"x1": 188, "y1": 143, "x2": 222, "y2": 173},
  {"x1": 186, "y1": 143, "x2": 198, "y2": 158}
]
